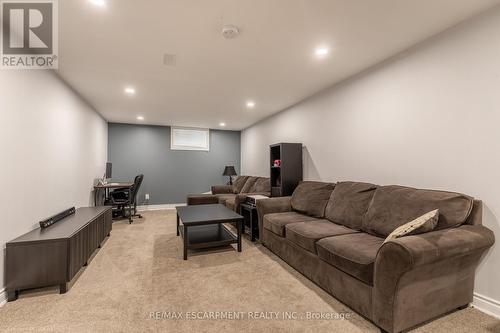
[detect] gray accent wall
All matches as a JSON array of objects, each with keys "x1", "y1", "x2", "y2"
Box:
[{"x1": 108, "y1": 123, "x2": 240, "y2": 205}]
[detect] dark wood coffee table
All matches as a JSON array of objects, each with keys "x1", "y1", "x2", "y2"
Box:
[{"x1": 176, "y1": 204, "x2": 244, "y2": 260}]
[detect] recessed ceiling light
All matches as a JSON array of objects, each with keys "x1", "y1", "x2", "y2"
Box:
[
  {"x1": 314, "y1": 47, "x2": 329, "y2": 57},
  {"x1": 246, "y1": 101, "x2": 256, "y2": 109},
  {"x1": 137, "y1": 116, "x2": 144, "y2": 121},
  {"x1": 219, "y1": 122, "x2": 226, "y2": 127},
  {"x1": 89, "y1": 0, "x2": 106, "y2": 7},
  {"x1": 124, "y1": 87, "x2": 136, "y2": 95}
]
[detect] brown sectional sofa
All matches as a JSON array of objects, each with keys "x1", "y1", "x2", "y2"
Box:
[
  {"x1": 256, "y1": 181, "x2": 494, "y2": 333},
  {"x1": 187, "y1": 175, "x2": 270, "y2": 213}
]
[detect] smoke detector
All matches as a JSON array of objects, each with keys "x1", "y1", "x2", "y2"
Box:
[
  {"x1": 163, "y1": 53, "x2": 176, "y2": 66},
  {"x1": 222, "y1": 25, "x2": 240, "y2": 39}
]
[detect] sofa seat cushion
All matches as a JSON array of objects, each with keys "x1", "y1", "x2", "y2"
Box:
[
  {"x1": 263, "y1": 212, "x2": 317, "y2": 237},
  {"x1": 363, "y1": 185, "x2": 473, "y2": 236},
  {"x1": 225, "y1": 196, "x2": 236, "y2": 211},
  {"x1": 316, "y1": 233, "x2": 384, "y2": 285},
  {"x1": 291, "y1": 181, "x2": 336, "y2": 218},
  {"x1": 286, "y1": 220, "x2": 359, "y2": 254},
  {"x1": 217, "y1": 194, "x2": 236, "y2": 205},
  {"x1": 325, "y1": 181, "x2": 378, "y2": 230}
]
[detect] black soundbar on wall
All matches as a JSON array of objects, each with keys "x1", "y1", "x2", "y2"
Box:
[{"x1": 39, "y1": 207, "x2": 76, "y2": 229}]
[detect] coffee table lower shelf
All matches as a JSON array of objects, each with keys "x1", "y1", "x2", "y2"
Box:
[
  {"x1": 176, "y1": 204, "x2": 243, "y2": 260},
  {"x1": 178, "y1": 224, "x2": 237, "y2": 249}
]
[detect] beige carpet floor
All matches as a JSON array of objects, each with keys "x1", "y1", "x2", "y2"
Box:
[{"x1": 1, "y1": 210, "x2": 499, "y2": 333}]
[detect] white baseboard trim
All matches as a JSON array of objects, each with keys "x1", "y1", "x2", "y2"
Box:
[
  {"x1": 137, "y1": 203, "x2": 186, "y2": 211},
  {"x1": 0, "y1": 288, "x2": 7, "y2": 308},
  {"x1": 473, "y1": 292, "x2": 500, "y2": 319}
]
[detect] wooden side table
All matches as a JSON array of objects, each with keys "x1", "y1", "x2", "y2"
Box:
[{"x1": 240, "y1": 203, "x2": 259, "y2": 242}]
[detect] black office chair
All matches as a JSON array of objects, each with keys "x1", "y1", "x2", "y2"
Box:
[{"x1": 108, "y1": 174, "x2": 144, "y2": 223}]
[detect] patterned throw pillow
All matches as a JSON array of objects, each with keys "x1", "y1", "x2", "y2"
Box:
[{"x1": 384, "y1": 209, "x2": 439, "y2": 244}]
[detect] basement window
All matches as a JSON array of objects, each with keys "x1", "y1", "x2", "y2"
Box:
[{"x1": 170, "y1": 127, "x2": 210, "y2": 151}]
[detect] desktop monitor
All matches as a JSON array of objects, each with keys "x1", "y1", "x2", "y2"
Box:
[{"x1": 105, "y1": 162, "x2": 112, "y2": 179}]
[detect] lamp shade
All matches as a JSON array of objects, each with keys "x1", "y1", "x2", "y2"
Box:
[{"x1": 223, "y1": 166, "x2": 237, "y2": 176}]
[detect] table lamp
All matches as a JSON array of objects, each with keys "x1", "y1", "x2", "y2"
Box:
[{"x1": 223, "y1": 166, "x2": 237, "y2": 185}]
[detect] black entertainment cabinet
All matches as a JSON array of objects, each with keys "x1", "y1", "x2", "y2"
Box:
[
  {"x1": 270, "y1": 143, "x2": 303, "y2": 197},
  {"x1": 5, "y1": 206, "x2": 112, "y2": 301}
]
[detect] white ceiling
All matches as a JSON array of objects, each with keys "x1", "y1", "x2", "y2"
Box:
[{"x1": 57, "y1": 0, "x2": 500, "y2": 130}]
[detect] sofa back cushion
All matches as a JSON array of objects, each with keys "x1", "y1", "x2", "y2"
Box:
[
  {"x1": 251, "y1": 177, "x2": 270, "y2": 193},
  {"x1": 325, "y1": 181, "x2": 378, "y2": 230},
  {"x1": 363, "y1": 185, "x2": 473, "y2": 237},
  {"x1": 383, "y1": 209, "x2": 439, "y2": 244},
  {"x1": 240, "y1": 176, "x2": 258, "y2": 193},
  {"x1": 232, "y1": 176, "x2": 249, "y2": 194},
  {"x1": 291, "y1": 181, "x2": 336, "y2": 218}
]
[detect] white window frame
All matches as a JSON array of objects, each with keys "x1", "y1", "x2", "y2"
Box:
[{"x1": 170, "y1": 126, "x2": 210, "y2": 151}]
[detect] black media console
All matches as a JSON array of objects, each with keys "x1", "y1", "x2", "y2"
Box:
[{"x1": 6, "y1": 206, "x2": 112, "y2": 301}]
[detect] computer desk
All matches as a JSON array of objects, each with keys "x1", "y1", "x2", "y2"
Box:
[{"x1": 94, "y1": 182, "x2": 134, "y2": 206}]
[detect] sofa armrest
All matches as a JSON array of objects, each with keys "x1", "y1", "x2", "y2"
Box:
[
  {"x1": 373, "y1": 225, "x2": 494, "y2": 332},
  {"x1": 187, "y1": 194, "x2": 219, "y2": 206},
  {"x1": 256, "y1": 197, "x2": 292, "y2": 237},
  {"x1": 211, "y1": 185, "x2": 233, "y2": 194},
  {"x1": 375, "y1": 225, "x2": 494, "y2": 272}
]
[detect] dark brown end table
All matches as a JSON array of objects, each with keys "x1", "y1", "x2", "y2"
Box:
[
  {"x1": 176, "y1": 204, "x2": 243, "y2": 260},
  {"x1": 240, "y1": 203, "x2": 259, "y2": 242}
]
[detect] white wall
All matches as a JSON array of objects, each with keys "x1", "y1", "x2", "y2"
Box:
[
  {"x1": 242, "y1": 8, "x2": 500, "y2": 312},
  {"x1": 0, "y1": 70, "x2": 107, "y2": 298}
]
